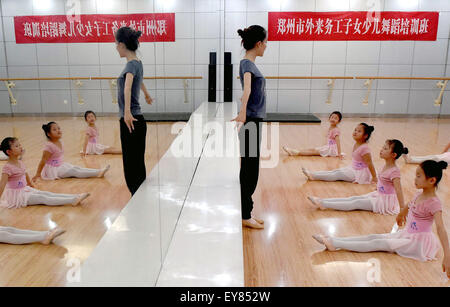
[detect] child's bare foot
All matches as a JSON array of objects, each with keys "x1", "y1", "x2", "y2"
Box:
[
  {"x1": 41, "y1": 228, "x2": 66, "y2": 245},
  {"x1": 302, "y1": 167, "x2": 313, "y2": 180},
  {"x1": 242, "y1": 218, "x2": 264, "y2": 229},
  {"x1": 73, "y1": 193, "x2": 90, "y2": 206},
  {"x1": 307, "y1": 196, "x2": 324, "y2": 210},
  {"x1": 283, "y1": 146, "x2": 298, "y2": 156},
  {"x1": 252, "y1": 216, "x2": 264, "y2": 224},
  {"x1": 322, "y1": 235, "x2": 336, "y2": 251},
  {"x1": 98, "y1": 165, "x2": 110, "y2": 178},
  {"x1": 312, "y1": 234, "x2": 325, "y2": 245}
]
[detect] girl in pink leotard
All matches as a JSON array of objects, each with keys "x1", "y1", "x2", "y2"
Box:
[
  {"x1": 313, "y1": 160, "x2": 450, "y2": 279},
  {"x1": 307, "y1": 139, "x2": 408, "y2": 215},
  {"x1": 283, "y1": 111, "x2": 344, "y2": 159},
  {"x1": 302, "y1": 123, "x2": 377, "y2": 185},
  {"x1": 81, "y1": 111, "x2": 121, "y2": 156}
]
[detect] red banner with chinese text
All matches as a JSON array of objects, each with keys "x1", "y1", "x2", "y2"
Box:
[
  {"x1": 268, "y1": 11, "x2": 438, "y2": 41},
  {"x1": 14, "y1": 13, "x2": 175, "y2": 43}
]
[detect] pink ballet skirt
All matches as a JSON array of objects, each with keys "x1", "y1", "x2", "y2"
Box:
[
  {"x1": 316, "y1": 128, "x2": 340, "y2": 157},
  {"x1": 82, "y1": 127, "x2": 109, "y2": 155},
  {"x1": 338, "y1": 162, "x2": 373, "y2": 184},
  {"x1": 41, "y1": 162, "x2": 74, "y2": 180},
  {"x1": 0, "y1": 186, "x2": 37, "y2": 209},
  {"x1": 316, "y1": 144, "x2": 338, "y2": 157},
  {"x1": 84, "y1": 142, "x2": 109, "y2": 155},
  {"x1": 0, "y1": 161, "x2": 37, "y2": 209},
  {"x1": 346, "y1": 143, "x2": 373, "y2": 184},
  {"x1": 386, "y1": 193, "x2": 442, "y2": 262},
  {"x1": 366, "y1": 166, "x2": 401, "y2": 215},
  {"x1": 40, "y1": 142, "x2": 72, "y2": 180}
]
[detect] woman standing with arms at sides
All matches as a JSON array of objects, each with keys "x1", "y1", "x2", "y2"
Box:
[
  {"x1": 115, "y1": 27, "x2": 153, "y2": 196},
  {"x1": 232, "y1": 25, "x2": 267, "y2": 229}
]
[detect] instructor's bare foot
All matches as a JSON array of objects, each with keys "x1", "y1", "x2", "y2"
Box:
[
  {"x1": 73, "y1": 193, "x2": 90, "y2": 206},
  {"x1": 302, "y1": 167, "x2": 313, "y2": 180},
  {"x1": 242, "y1": 218, "x2": 264, "y2": 229},
  {"x1": 307, "y1": 196, "x2": 324, "y2": 210},
  {"x1": 98, "y1": 165, "x2": 110, "y2": 178},
  {"x1": 252, "y1": 216, "x2": 264, "y2": 224},
  {"x1": 42, "y1": 228, "x2": 66, "y2": 245}
]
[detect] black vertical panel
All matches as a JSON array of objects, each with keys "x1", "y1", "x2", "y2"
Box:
[
  {"x1": 224, "y1": 52, "x2": 233, "y2": 102},
  {"x1": 208, "y1": 52, "x2": 216, "y2": 102}
]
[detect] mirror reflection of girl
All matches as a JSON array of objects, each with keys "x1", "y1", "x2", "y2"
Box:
[
  {"x1": 81, "y1": 111, "x2": 121, "y2": 156},
  {"x1": 283, "y1": 111, "x2": 344, "y2": 159},
  {"x1": 33, "y1": 122, "x2": 110, "y2": 182},
  {"x1": 1, "y1": 137, "x2": 90, "y2": 209},
  {"x1": 313, "y1": 160, "x2": 450, "y2": 279}
]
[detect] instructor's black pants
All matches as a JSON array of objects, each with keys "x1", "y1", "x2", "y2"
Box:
[
  {"x1": 120, "y1": 115, "x2": 147, "y2": 195},
  {"x1": 238, "y1": 118, "x2": 262, "y2": 220}
]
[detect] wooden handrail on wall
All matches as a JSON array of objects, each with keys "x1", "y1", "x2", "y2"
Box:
[{"x1": 2, "y1": 76, "x2": 202, "y2": 107}]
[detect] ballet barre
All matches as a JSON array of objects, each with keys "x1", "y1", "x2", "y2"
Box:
[
  {"x1": 1, "y1": 76, "x2": 202, "y2": 107},
  {"x1": 237, "y1": 76, "x2": 450, "y2": 106}
]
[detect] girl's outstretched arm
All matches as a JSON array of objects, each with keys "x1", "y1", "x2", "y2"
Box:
[
  {"x1": 25, "y1": 172, "x2": 35, "y2": 188},
  {"x1": 362, "y1": 153, "x2": 377, "y2": 183},
  {"x1": 33, "y1": 151, "x2": 51, "y2": 182},
  {"x1": 0, "y1": 173, "x2": 7, "y2": 199},
  {"x1": 442, "y1": 142, "x2": 450, "y2": 154},
  {"x1": 335, "y1": 135, "x2": 343, "y2": 159},
  {"x1": 434, "y1": 211, "x2": 450, "y2": 278},
  {"x1": 82, "y1": 134, "x2": 89, "y2": 156},
  {"x1": 392, "y1": 178, "x2": 405, "y2": 210}
]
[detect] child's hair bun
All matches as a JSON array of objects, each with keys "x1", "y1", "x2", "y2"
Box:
[
  {"x1": 403, "y1": 147, "x2": 409, "y2": 155},
  {"x1": 437, "y1": 161, "x2": 448, "y2": 170}
]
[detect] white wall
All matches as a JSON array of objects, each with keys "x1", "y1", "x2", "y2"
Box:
[
  {"x1": 0, "y1": 0, "x2": 449, "y2": 115},
  {"x1": 225, "y1": 0, "x2": 450, "y2": 115}
]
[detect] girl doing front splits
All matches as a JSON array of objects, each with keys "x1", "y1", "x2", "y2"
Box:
[
  {"x1": 302, "y1": 123, "x2": 377, "y2": 185},
  {"x1": 0, "y1": 137, "x2": 90, "y2": 209},
  {"x1": 283, "y1": 111, "x2": 344, "y2": 159},
  {"x1": 308, "y1": 140, "x2": 408, "y2": 215},
  {"x1": 313, "y1": 160, "x2": 450, "y2": 279},
  {"x1": 33, "y1": 122, "x2": 110, "y2": 181}
]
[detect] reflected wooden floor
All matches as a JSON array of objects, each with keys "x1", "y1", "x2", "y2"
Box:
[
  {"x1": 0, "y1": 116, "x2": 177, "y2": 286},
  {"x1": 245, "y1": 117, "x2": 450, "y2": 287}
]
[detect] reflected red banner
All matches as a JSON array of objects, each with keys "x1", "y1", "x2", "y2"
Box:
[{"x1": 14, "y1": 13, "x2": 175, "y2": 43}]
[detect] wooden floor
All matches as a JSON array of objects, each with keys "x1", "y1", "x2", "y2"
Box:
[
  {"x1": 244, "y1": 116, "x2": 450, "y2": 286},
  {"x1": 0, "y1": 116, "x2": 176, "y2": 286},
  {"x1": 1, "y1": 115, "x2": 449, "y2": 287}
]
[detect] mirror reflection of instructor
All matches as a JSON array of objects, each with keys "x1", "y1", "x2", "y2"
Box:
[{"x1": 115, "y1": 27, "x2": 153, "y2": 195}]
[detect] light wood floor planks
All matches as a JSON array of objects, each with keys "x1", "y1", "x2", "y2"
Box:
[
  {"x1": 0, "y1": 116, "x2": 176, "y2": 286},
  {"x1": 244, "y1": 116, "x2": 450, "y2": 287}
]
